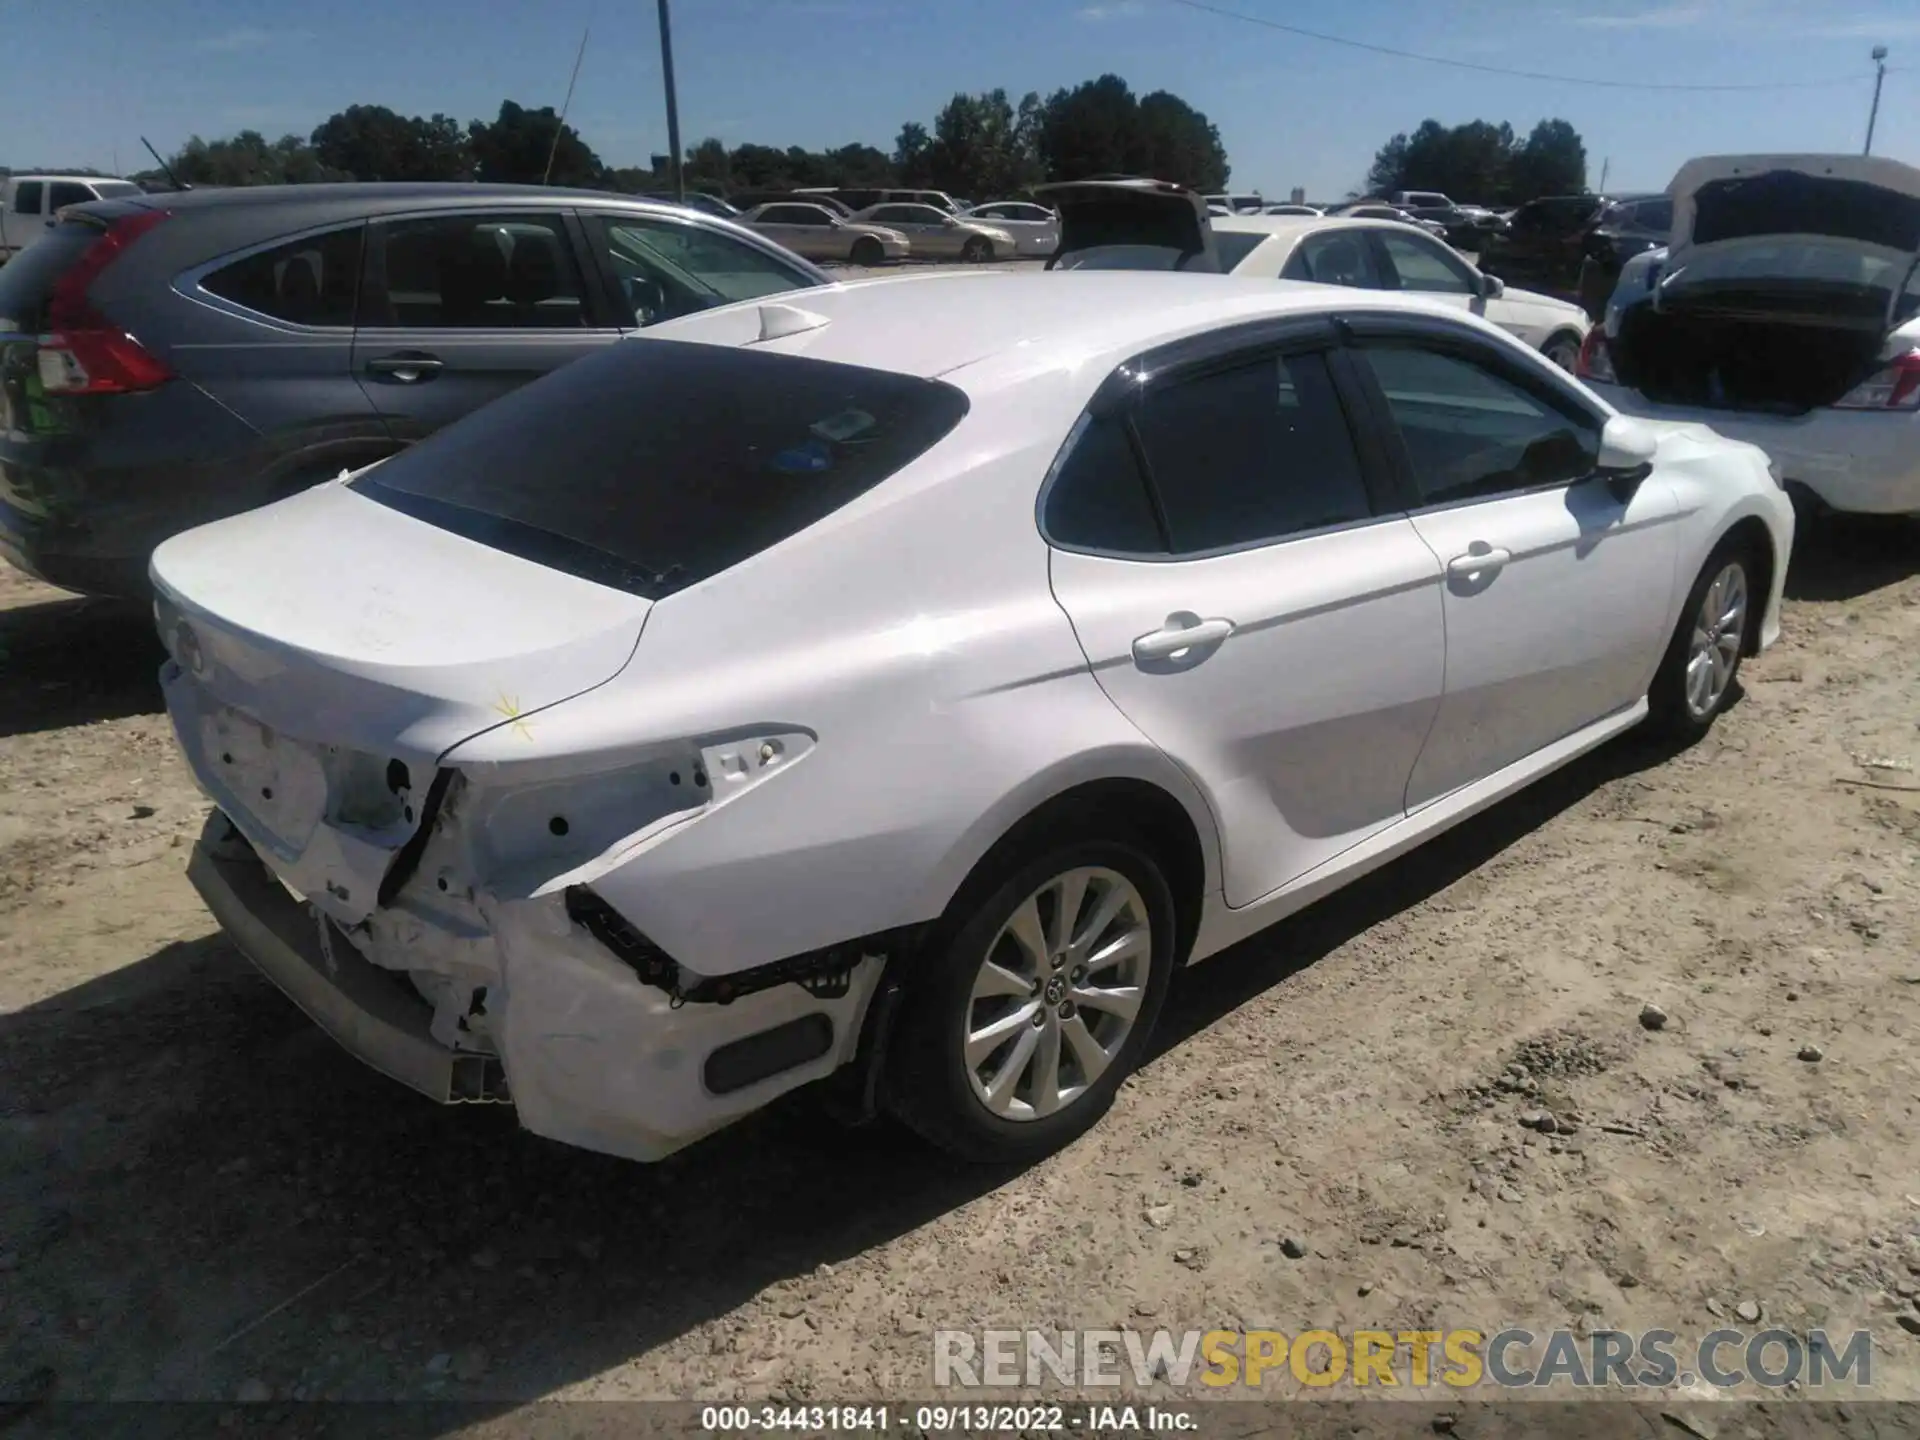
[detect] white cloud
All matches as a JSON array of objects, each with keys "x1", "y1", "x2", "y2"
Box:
[
  {"x1": 1568, "y1": 4, "x2": 1709, "y2": 27},
  {"x1": 193, "y1": 26, "x2": 312, "y2": 53}
]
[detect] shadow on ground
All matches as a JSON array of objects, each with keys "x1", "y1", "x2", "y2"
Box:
[
  {"x1": 1784, "y1": 513, "x2": 1919, "y2": 604},
  {"x1": 0, "y1": 597, "x2": 165, "y2": 739},
  {"x1": 0, "y1": 721, "x2": 1696, "y2": 1436}
]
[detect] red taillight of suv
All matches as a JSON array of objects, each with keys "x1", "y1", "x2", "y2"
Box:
[
  {"x1": 36, "y1": 209, "x2": 175, "y2": 397},
  {"x1": 1575, "y1": 328, "x2": 1616, "y2": 384},
  {"x1": 1833, "y1": 350, "x2": 1920, "y2": 412}
]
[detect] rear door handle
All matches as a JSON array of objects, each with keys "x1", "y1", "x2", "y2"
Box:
[
  {"x1": 365, "y1": 353, "x2": 444, "y2": 383},
  {"x1": 1446, "y1": 547, "x2": 1512, "y2": 579},
  {"x1": 1132, "y1": 615, "x2": 1234, "y2": 662}
]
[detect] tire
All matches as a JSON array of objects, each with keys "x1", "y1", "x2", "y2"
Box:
[
  {"x1": 1542, "y1": 332, "x2": 1582, "y2": 373},
  {"x1": 1645, "y1": 539, "x2": 1755, "y2": 741},
  {"x1": 961, "y1": 236, "x2": 992, "y2": 264},
  {"x1": 850, "y1": 237, "x2": 884, "y2": 267},
  {"x1": 883, "y1": 832, "x2": 1178, "y2": 1164}
]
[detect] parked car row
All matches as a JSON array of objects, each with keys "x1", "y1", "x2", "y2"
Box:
[{"x1": 1041, "y1": 178, "x2": 1592, "y2": 371}]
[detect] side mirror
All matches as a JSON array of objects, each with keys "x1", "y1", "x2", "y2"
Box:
[
  {"x1": 1596, "y1": 414, "x2": 1657, "y2": 498},
  {"x1": 1479, "y1": 273, "x2": 1505, "y2": 300}
]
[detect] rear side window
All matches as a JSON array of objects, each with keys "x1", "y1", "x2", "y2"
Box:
[
  {"x1": 12, "y1": 182, "x2": 44, "y2": 216},
  {"x1": 352, "y1": 339, "x2": 970, "y2": 599},
  {"x1": 201, "y1": 227, "x2": 364, "y2": 327},
  {"x1": 48, "y1": 183, "x2": 95, "y2": 212},
  {"x1": 1131, "y1": 351, "x2": 1374, "y2": 553},
  {"x1": 1285, "y1": 232, "x2": 1384, "y2": 288},
  {"x1": 1043, "y1": 415, "x2": 1164, "y2": 554},
  {"x1": 1213, "y1": 232, "x2": 1267, "y2": 272},
  {"x1": 368, "y1": 213, "x2": 587, "y2": 329}
]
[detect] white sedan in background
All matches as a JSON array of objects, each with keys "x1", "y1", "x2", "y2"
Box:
[
  {"x1": 1578, "y1": 152, "x2": 1920, "y2": 518},
  {"x1": 1042, "y1": 178, "x2": 1592, "y2": 370},
  {"x1": 962, "y1": 201, "x2": 1059, "y2": 257},
  {"x1": 154, "y1": 272, "x2": 1790, "y2": 1170}
]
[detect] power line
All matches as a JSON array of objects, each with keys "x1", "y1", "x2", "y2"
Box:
[{"x1": 1164, "y1": 0, "x2": 1884, "y2": 93}]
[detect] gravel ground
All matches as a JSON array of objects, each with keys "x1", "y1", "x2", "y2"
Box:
[{"x1": 2, "y1": 501, "x2": 1918, "y2": 1428}]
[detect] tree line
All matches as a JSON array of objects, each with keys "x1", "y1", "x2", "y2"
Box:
[
  {"x1": 107, "y1": 74, "x2": 1228, "y2": 200},
  {"x1": 1365, "y1": 117, "x2": 1588, "y2": 205}
]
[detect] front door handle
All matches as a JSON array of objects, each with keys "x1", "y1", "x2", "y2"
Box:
[
  {"x1": 365, "y1": 353, "x2": 444, "y2": 384},
  {"x1": 1446, "y1": 547, "x2": 1511, "y2": 580},
  {"x1": 1132, "y1": 615, "x2": 1234, "y2": 663}
]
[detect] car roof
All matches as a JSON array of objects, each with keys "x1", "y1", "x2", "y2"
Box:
[
  {"x1": 646, "y1": 269, "x2": 1513, "y2": 392},
  {"x1": 1210, "y1": 213, "x2": 1430, "y2": 242},
  {"x1": 106, "y1": 181, "x2": 697, "y2": 218}
]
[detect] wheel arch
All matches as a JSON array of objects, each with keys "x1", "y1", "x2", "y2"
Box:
[
  {"x1": 920, "y1": 757, "x2": 1221, "y2": 972},
  {"x1": 1711, "y1": 513, "x2": 1779, "y2": 657}
]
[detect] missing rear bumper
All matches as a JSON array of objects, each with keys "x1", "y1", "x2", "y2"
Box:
[{"x1": 188, "y1": 811, "x2": 510, "y2": 1106}]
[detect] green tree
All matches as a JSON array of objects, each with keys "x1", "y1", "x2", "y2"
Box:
[
  {"x1": 894, "y1": 122, "x2": 932, "y2": 185},
  {"x1": 1137, "y1": 91, "x2": 1228, "y2": 193},
  {"x1": 1506, "y1": 118, "x2": 1588, "y2": 202},
  {"x1": 166, "y1": 131, "x2": 344, "y2": 187},
  {"x1": 1033, "y1": 74, "x2": 1227, "y2": 189},
  {"x1": 1366, "y1": 116, "x2": 1587, "y2": 204},
  {"x1": 311, "y1": 105, "x2": 473, "y2": 181},
  {"x1": 467, "y1": 101, "x2": 605, "y2": 187},
  {"x1": 922, "y1": 89, "x2": 1036, "y2": 199}
]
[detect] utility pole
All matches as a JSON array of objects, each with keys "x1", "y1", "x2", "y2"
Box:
[
  {"x1": 1865, "y1": 45, "x2": 1889, "y2": 156},
  {"x1": 657, "y1": 0, "x2": 684, "y2": 202}
]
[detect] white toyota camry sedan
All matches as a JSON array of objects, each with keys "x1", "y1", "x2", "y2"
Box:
[{"x1": 153, "y1": 271, "x2": 1794, "y2": 1168}]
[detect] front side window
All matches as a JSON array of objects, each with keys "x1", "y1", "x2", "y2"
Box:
[
  {"x1": 1635, "y1": 198, "x2": 1674, "y2": 233},
  {"x1": 48, "y1": 182, "x2": 96, "y2": 212},
  {"x1": 1376, "y1": 231, "x2": 1476, "y2": 295},
  {"x1": 370, "y1": 212, "x2": 587, "y2": 329},
  {"x1": 1360, "y1": 343, "x2": 1600, "y2": 506},
  {"x1": 13, "y1": 182, "x2": 43, "y2": 216},
  {"x1": 763, "y1": 206, "x2": 832, "y2": 226},
  {"x1": 1285, "y1": 231, "x2": 1384, "y2": 288},
  {"x1": 202, "y1": 226, "x2": 365, "y2": 327},
  {"x1": 353, "y1": 339, "x2": 969, "y2": 599},
  {"x1": 590, "y1": 214, "x2": 807, "y2": 325},
  {"x1": 1130, "y1": 350, "x2": 1374, "y2": 554},
  {"x1": 869, "y1": 206, "x2": 917, "y2": 224}
]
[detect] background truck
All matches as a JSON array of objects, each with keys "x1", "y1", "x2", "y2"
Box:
[{"x1": 0, "y1": 174, "x2": 145, "y2": 262}]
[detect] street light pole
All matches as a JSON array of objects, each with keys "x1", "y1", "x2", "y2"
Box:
[
  {"x1": 1866, "y1": 45, "x2": 1889, "y2": 156},
  {"x1": 657, "y1": 0, "x2": 684, "y2": 201}
]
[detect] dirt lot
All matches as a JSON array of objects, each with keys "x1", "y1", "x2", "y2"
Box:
[{"x1": 2, "y1": 516, "x2": 1919, "y2": 1430}]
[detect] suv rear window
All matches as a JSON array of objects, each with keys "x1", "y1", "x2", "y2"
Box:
[{"x1": 352, "y1": 339, "x2": 970, "y2": 599}]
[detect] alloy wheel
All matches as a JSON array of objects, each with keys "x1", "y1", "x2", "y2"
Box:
[
  {"x1": 962, "y1": 866, "x2": 1151, "y2": 1122},
  {"x1": 1684, "y1": 562, "x2": 1748, "y2": 718}
]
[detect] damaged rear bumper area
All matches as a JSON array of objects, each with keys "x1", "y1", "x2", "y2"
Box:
[{"x1": 185, "y1": 805, "x2": 884, "y2": 1163}]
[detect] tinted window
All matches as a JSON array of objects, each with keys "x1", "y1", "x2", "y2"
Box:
[
  {"x1": 1214, "y1": 232, "x2": 1268, "y2": 272},
  {"x1": 1376, "y1": 231, "x2": 1476, "y2": 295},
  {"x1": 202, "y1": 226, "x2": 364, "y2": 327},
  {"x1": 1635, "y1": 198, "x2": 1673, "y2": 232},
  {"x1": 48, "y1": 183, "x2": 97, "y2": 211},
  {"x1": 370, "y1": 213, "x2": 586, "y2": 329},
  {"x1": 13, "y1": 182, "x2": 43, "y2": 216},
  {"x1": 1132, "y1": 351, "x2": 1373, "y2": 553},
  {"x1": 869, "y1": 206, "x2": 917, "y2": 223},
  {"x1": 591, "y1": 214, "x2": 806, "y2": 324},
  {"x1": 352, "y1": 339, "x2": 969, "y2": 599},
  {"x1": 1360, "y1": 344, "x2": 1599, "y2": 506},
  {"x1": 762, "y1": 206, "x2": 831, "y2": 226},
  {"x1": 1290, "y1": 231, "x2": 1384, "y2": 287},
  {"x1": 1043, "y1": 415, "x2": 1163, "y2": 554},
  {"x1": 92, "y1": 181, "x2": 143, "y2": 199}
]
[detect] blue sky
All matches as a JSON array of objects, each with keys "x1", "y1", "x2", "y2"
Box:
[{"x1": 4, "y1": 0, "x2": 1913, "y2": 199}]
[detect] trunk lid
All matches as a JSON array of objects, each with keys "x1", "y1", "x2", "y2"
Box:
[
  {"x1": 151, "y1": 478, "x2": 653, "y2": 764},
  {"x1": 1032, "y1": 179, "x2": 1221, "y2": 273},
  {"x1": 1658, "y1": 155, "x2": 1920, "y2": 325}
]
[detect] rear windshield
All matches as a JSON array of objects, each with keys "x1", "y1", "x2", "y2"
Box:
[
  {"x1": 352, "y1": 338, "x2": 970, "y2": 600},
  {"x1": 0, "y1": 220, "x2": 103, "y2": 332}
]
